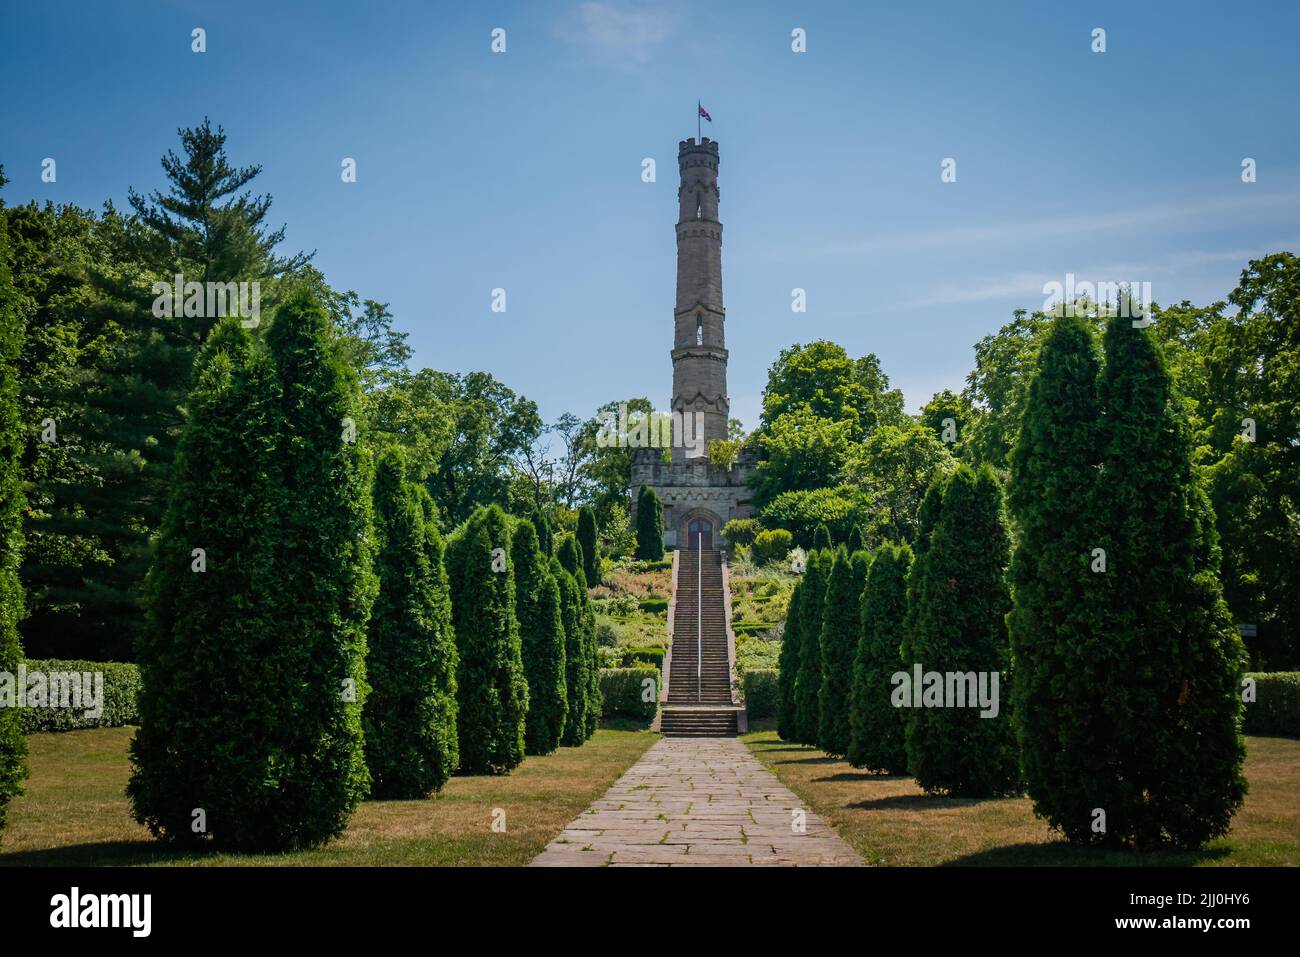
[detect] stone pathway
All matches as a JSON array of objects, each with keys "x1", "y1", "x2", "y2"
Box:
[{"x1": 530, "y1": 737, "x2": 862, "y2": 867}]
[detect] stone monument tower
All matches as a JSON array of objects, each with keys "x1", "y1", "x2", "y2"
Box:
[{"x1": 630, "y1": 136, "x2": 756, "y2": 549}]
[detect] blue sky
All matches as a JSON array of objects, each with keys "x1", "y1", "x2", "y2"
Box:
[{"x1": 3, "y1": 0, "x2": 1298, "y2": 428}]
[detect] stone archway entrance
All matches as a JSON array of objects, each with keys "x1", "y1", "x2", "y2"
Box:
[{"x1": 686, "y1": 516, "x2": 714, "y2": 550}]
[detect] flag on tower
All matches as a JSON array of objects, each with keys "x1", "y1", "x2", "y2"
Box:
[{"x1": 698, "y1": 104, "x2": 712, "y2": 122}]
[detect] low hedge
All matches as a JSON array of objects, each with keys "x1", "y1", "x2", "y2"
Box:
[
  {"x1": 599, "y1": 667, "x2": 660, "y2": 720},
  {"x1": 621, "y1": 646, "x2": 665, "y2": 670},
  {"x1": 638, "y1": 598, "x2": 668, "y2": 614},
  {"x1": 742, "y1": 669, "x2": 779, "y2": 719},
  {"x1": 15, "y1": 659, "x2": 141, "y2": 733},
  {"x1": 1243, "y1": 672, "x2": 1300, "y2": 738}
]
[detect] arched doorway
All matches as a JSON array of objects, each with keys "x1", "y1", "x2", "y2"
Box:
[{"x1": 686, "y1": 517, "x2": 714, "y2": 550}]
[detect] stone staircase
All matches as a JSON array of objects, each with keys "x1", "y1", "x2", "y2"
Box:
[{"x1": 660, "y1": 549, "x2": 739, "y2": 737}]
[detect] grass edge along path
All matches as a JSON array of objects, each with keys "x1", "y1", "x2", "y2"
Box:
[
  {"x1": 1, "y1": 724, "x2": 658, "y2": 866},
  {"x1": 742, "y1": 723, "x2": 1300, "y2": 866}
]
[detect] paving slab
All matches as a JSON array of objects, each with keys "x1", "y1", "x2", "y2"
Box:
[{"x1": 530, "y1": 737, "x2": 863, "y2": 868}]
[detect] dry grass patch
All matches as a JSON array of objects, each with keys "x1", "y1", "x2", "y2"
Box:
[
  {"x1": 743, "y1": 725, "x2": 1300, "y2": 866},
  {"x1": 2, "y1": 725, "x2": 656, "y2": 866}
]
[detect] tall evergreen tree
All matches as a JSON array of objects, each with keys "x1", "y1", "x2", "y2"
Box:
[
  {"x1": 577, "y1": 505, "x2": 600, "y2": 586},
  {"x1": 847, "y1": 525, "x2": 864, "y2": 554},
  {"x1": 793, "y1": 549, "x2": 831, "y2": 744},
  {"x1": 0, "y1": 195, "x2": 28, "y2": 835},
  {"x1": 512, "y1": 520, "x2": 567, "y2": 755},
  {"x1": 818, "y1": 546, "x2": 865, "y2": 755},
  {"x1": 848, "y1": 542, "x2": 913, "y2": 773},
  {"x1": 902, "y1": 466, "x2": 1020, "y2": 796},
  {"x1": 363, "y1": 448, "x2": 459, "y2": 798},
  {"x1": 635, "y1": 485, "x2": 664, "y2": 560},
  {"x1": 445, "y1": 504, "x2": 528, "y2": 774},
  {"x1": 555, "y1": 533, "x2": 600, "y2": 740},
  {"x1": 1083, "y1": 309, "x2": 1245, "y2": 846},
  {"x1": 554, "y1": 558, "x2": 590, "y2": 746},
  {"x1": 530, "y1": 508, "x2": 553, "y2": 557},
  {"x1": 131, "y1": 290, "x2": 377, "y2": 849},
  {"x1": 812, "y1": 523, "x2": 832, "y2": 552},
  {"x1": 776, "y1": 577, "x2": 805, "y2": 741}
]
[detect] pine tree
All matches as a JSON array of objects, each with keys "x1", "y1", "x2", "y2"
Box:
[
  {"x1": 554, "y1": 558, "x2": 591, "y2": 746},
  {"x1": 445, "y1": 504, "x2": 529, "y2": 773},
  {"x1": 776, "y1": 577, "x2": 804, "y2": 741},
  {"x1": 0, "y1": 201, "x2": 28, "y2": 835},
  {"x1": 512, "y1": 520, "x2": 567, "y2": 755},
  {"x1": 555, "y1": 534, "x2": 600, "y2": 740},
  {"x1": 636, "y1": 485, "x2": 664, "y2": 560},
  {"x1": 1084, "y1": 309, "x2": 1244, "y2": 846},
  {"x1": 531, "y1": 508, "x2": 553, "y2": 557},
  {"x1": 577, "y1": 505, "x2": 600, "y2": 586},
  {"x1": 902, "y1": 466, "x2": 1020, "y2": 796},
  {"x1": 793, "y1": 549, "x2": 831, "y2": 744},
  {"x1": 848, "y1": 542, "x2": 913, "y2": 773},
  {"x1": 363, "y1": 448, "x2": 459, "y2": 798},
  {"x1": 813, "y1": 524, "x2": 832, "y2": 552},
  {"x1": 818, "y1": 546, "x2": 866, "y2": 756},
  {"x1": 131, "y1": 290, "x2": 377, "y2": 849}
]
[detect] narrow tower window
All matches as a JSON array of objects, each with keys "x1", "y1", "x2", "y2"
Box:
[
  {"x1": 696, "y1": 316, "x2": 703, "y2": 346},
  {"x1": 695, "y1": 192, "x2": 702, "y2": 219}
]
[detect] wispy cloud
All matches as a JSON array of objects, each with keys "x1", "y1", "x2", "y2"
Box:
[
  {"x1": 559, "y1": 1, "x2": 673, "y2": 68},
  {"x1": 763, "y1": 192, "x2": 1300, "y2": 263}
]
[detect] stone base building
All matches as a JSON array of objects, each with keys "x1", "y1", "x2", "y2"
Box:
[{"x1": 630, "y1": 135, "x2": 755, "y2": 550}]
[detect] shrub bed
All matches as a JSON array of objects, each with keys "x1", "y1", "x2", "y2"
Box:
[
  {"x1": 17, "y1": 660, "x2": 141, "y2": 733},
  {"x1": 1243, "y1": 673, "x2": 1300, "y2": 738},
  {"x1": 599, "y1": 667, "x2": 660, "y2": 720},
  {"x1": 742, "y1": 670, "x2": 779, "y2": 719}
]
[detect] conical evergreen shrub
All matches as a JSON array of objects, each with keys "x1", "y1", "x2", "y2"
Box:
[
  {"x1": 131, "y1": 291, "x2": 377, "y2": 850},
  {"x1": 445, "y1": 504, "x2": 528, "y2": 774},
  {"x1": 577, "y1": 505, "x2": 600, "y2": 586},
  {"x1": 793, "y1": 549, "x2": 831, "y2": 744},
  {"x1": 818, "y1": 546, "x2": 862, "y2": 756},
  {"x1": 847, "y1": 525, "x2": 864, "y2": 554},
  {"x1": 776, "y1": 577, "x2": 804, "y2": 741},
  {"x1": 363, "y1": 448, "x2": 459, "y2": 798},
  {"x1": 636, "y1": 485, "x2": 664, "y2": 560},
  {"x1": 1083, "y1": 309, "x2": 1244, "y2": 846},
  {"x1": 848, "y1": 542, "x2": 913, "y2": 773},
  {"x1": 902, "y1": 465, "x2": 1020, "y2": 796},
  {"x1": 0, "y1": 219, "x2": 27, "y2": 836},
  {"x1": 531, "y1": 509, "x2": 553, "y2": 557},
  {"x1": 553, "y1": 558, "x2": 590, "y2": 746},
  {"x1": 813, "y1": 524, "x2": 832, "y2": 552},
  {"x1": 512, "y1": 520, "x2": 567, "y2": 754}
]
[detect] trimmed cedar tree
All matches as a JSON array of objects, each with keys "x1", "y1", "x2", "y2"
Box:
[
  {"x1": 793, "y1": 549, "x2": 832, "y2": 744},
  {"x1": 818, "y1": 546, "x2": 866, "y2": 756},
  {"x1": 0, "y1": 218, "x2": 27, "y2": 835},
  {"x1": 553, "y1": 557, "x2": 591, "y2": 746},
  {"x1": 577, "y1": 505, "x2": 601, "y2": 586},
  {"x1": 131, "y1": 294, "x2": 378, "y2": 850},
  {"x1": 554, "y1": 531, "x2": 601, "y2": 737},
  {"x1": 636, "y1": 485, "x2": 664, "y2": 560},
  {"x1": 847, "y1": 525, "x2": 865, "y2": 554},
  {"x1": 511, "y1": 520, "x2": 567, "y2": 754},
  {"x1": 531, "y1": 508, "x2": 553, "y2": 557},
  {"x1": 446, "y1": 504, "x2": 529, "y2": 773},
  {"x1": 363, "y1": 448, "x2": 459, "y2": 798},
  {"x1": 812, "y1": 524, "x2": 832, "y2": 552},
  {"x1": 1089, "y1": 311, "x2": 1245, "y2": 847},
  {"x1": 776, "y1": 577, "x2": 805, "y2": 741},
  {"x1": 847, "y1": 541, "x2": 914, "y2": 773},
  {"x1": 902, "y1": 465, "x2": 1021, "y2": 797}
]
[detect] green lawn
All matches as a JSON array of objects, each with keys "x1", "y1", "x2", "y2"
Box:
[
  {"x1": 1, "y1": 725, "x2": 656, "y2": 866},
  {"x1": 743, "y1": 723, "x2": 1300, "y2": 866}
]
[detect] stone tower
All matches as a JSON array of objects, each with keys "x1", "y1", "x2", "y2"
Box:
[
  {"x1": 672, "y1": 137, "x2": 729, "y2": 462},
  {"x1": 630, "y1": 136, "x2": 756, "y2": 550}
]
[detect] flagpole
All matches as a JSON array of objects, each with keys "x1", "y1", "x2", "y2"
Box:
[{"x1": 697, "y1": 99, "x2": 701, "y2": 143}]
